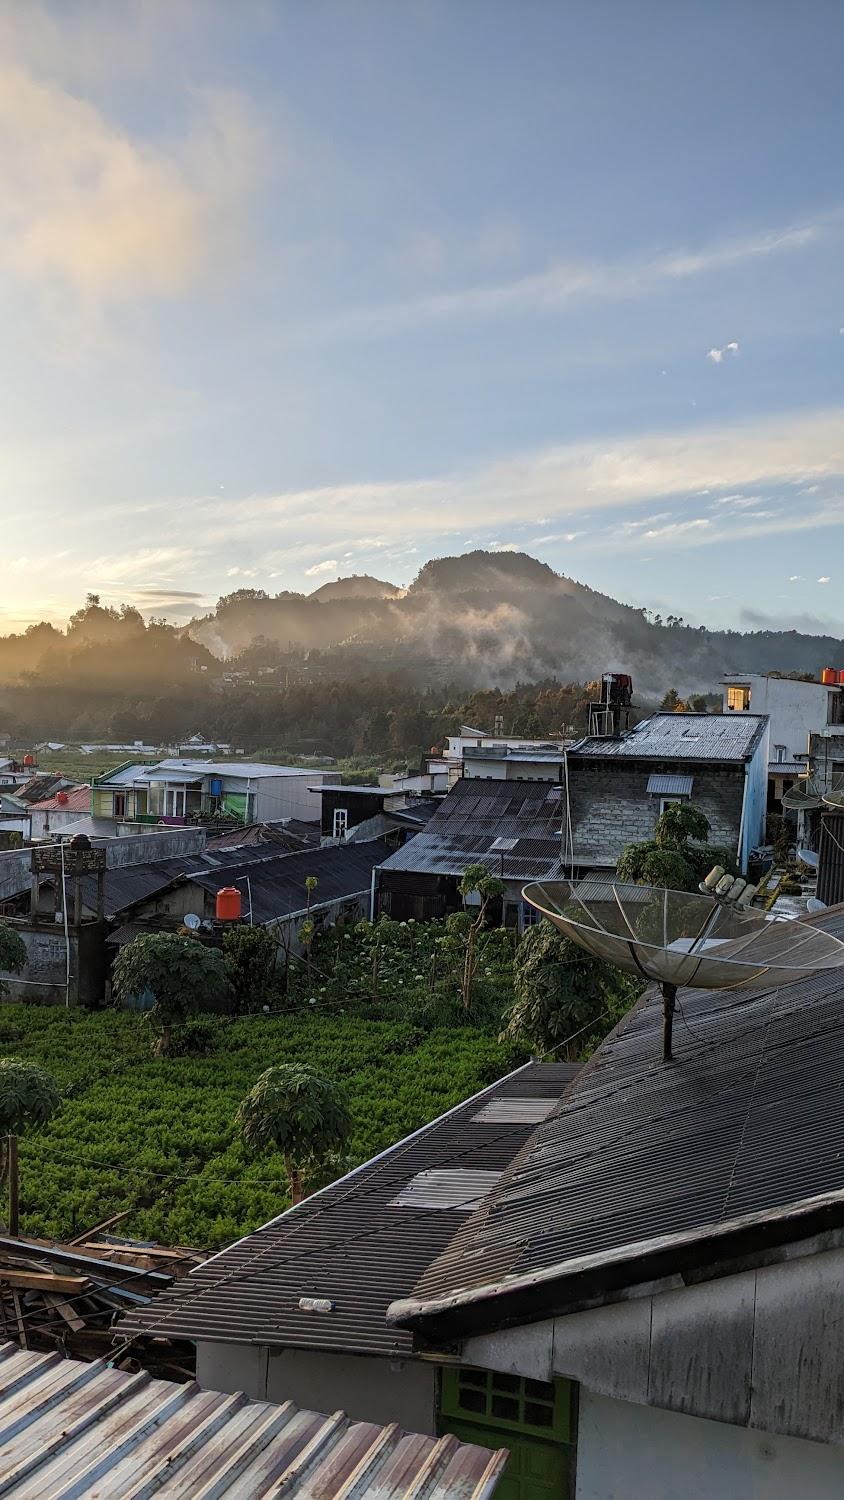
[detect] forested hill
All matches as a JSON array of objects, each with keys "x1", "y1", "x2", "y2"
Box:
[{"x1": 184, "y1": 551, "x2": 842, "y2": 695}]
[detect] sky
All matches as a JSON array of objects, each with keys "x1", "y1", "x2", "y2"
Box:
[{"x1": 1, "y1": 0, "x2": 843, "y2": 637}]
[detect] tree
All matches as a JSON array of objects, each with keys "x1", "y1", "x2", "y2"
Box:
[
  {"x1": 112, "y1": 933, "x2": 232, "y2": 1054},
  {"x1": 223, "y1": 925, "x2": 277, "y2": 1012},
  {"x1": 236, "y1": 1064, "x2": 352, "y2": 1204},
  {"x1": 502, "y1": 921, "x2": 642, "y2": 1057},
  {"x1": 617, "y1": 802, "x2": 735, "y2": 892},
  {"x1": 0, "y1": 924, "x2": 27, "y2": 998},
  {"x1": 458, "y1": 863, "x2": 505, "y2": 1012},
  {"x1": 0, "y1": 1059, "x2": 60, "y2": 1235}
]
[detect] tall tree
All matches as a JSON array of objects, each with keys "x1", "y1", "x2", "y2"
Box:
[
  {"x1": 502, "y1": 920, "x2": 643, "y2": 1058},
  {"x1": 236, "y1": 1064, "x2": 352, "y2": 1204},
  {"x1": 0, "y1": 1060, "x2": 60, "y2": 1235},
  {"x1": 112, "y1": 933, "x2": 232, "y2": 1054},
  {"x1": 458, "y1": 863, "x2": 505, "y2": 1012}
]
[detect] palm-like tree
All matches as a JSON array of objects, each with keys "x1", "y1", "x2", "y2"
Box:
[
  {"x1": 0, "y1": 1060, "x2": 61, "y2": 1235},
  {"x1": 236, "y1": 1064, "x2": 352, "y2": 1204}
]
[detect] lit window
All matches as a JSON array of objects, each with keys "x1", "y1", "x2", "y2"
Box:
[
  {"x1": 726, "y1": 685, "x2": 751, "y2": 711},
  {"x1": 332, "y1": 807, "x2": 348, "y2": 840}
]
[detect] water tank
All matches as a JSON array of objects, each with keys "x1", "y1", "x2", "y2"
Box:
[
  {"x1": 23, "y1": 754, "x2": 34, "y2": 767},
  {"x1": 822, "y1": 667, "x2": 838, "y2": 685},
  {"x1": 56, "y1": 790, "x2": 68, "y2": 805},
  {"x1": 216, "y1": 886, "x2": 242, "y2": 921},
  {"x1": 209, "y1": 776, "x2": 223, "y2": 797},
  {"x1": 838, "y1": 670, "x2": 844, "y2": 685}
]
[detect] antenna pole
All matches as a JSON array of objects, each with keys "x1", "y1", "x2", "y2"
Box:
[{"x1": 661, "y1": 982, "x2": 676, "y2": 1062}]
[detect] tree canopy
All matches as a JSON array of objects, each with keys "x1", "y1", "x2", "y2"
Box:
[
  {"x1": 236, "y1": 1063, "x2": 352, "y2": 1203},
  {"x1": 502, "y1": 920, "x2": 642, "y2": 1057},
  {"x1": 617, "y1": 802, "x2": 735, "y2": 892},
  {"x1": 112, "y1": 933, "x2": 232, "y2": 1052},
  {"x1": 0, "y1": 925, "x2": 27, "y2": 997}
]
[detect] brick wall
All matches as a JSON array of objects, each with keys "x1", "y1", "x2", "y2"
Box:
[{"x1": 567, "y1": 761, "x2": 745, "y2": 867}]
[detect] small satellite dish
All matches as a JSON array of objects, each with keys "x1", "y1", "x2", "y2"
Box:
[
  {"x1": 522, "y1": 878, "x2": 844, "y2": 1064},
  {"x1": 183, "y1": 913, "x2": 202, "y2": 931},
  {"x1": 797, "y1": 847, "x2": 819, "y2": 870}
]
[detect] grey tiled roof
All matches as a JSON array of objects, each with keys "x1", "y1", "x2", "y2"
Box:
[{"x1": 572, "y1": 712, "x2": 768, "y2": 762}]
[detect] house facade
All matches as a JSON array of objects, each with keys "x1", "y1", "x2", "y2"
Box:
[
  {"x1": 564, "y1": 711, "x2": 769, "y2": 874},
  {"x1": 93, "y1": 759, "x2": 329, "y2": 827},
  {"x1": 389, "y1": 905, "x2": 844, "y2": 1498},
  {"x1": 723, "y1": 671, "x2": 844, "y2": 810}
]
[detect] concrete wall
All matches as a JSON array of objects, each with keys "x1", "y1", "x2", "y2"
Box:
[
  {"x1": 723, "y1": 674, "x2": 840, "y2": 762},
  {"x1": 196, "y1": 1341, "x2": 438, "y2": 1433},
  {"x1": 461, "y1": 1239, "x2": 844, "y2": 1449},
  {"x1": 567, "y1": 761, "x2": 745, "y2": 867},
  {"x1": 0, "y1": 919, "x2": 108, "y2": 1004},
  {"x1": 576, "y1": 1390, "x2": 844, "y2": 1500},
  {"x1": 0, "y1": 828, "x2": 205, "y2": 905},
  {"x1": 253, "y1": 774, "x2": 327, "y2": 823}
]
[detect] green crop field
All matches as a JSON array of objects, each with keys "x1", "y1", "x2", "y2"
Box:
[{"x1": 1, "y1": 1007, "x2": 512, "y2": 1250}]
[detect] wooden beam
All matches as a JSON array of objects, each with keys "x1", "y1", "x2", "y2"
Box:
[{"x1": 0, "y1": 1270, "x2": 88, "y2": 1294}]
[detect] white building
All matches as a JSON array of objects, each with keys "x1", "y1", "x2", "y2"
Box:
[
  {"x1": 93, "y1": 759, "x2": 329, "y2": 826},
  {"x1": 442, "y1": 725, "x2": 570, "y2": 786},
  {"x1": 723, "y1": 672, "x2": 844, "y2": 805}
]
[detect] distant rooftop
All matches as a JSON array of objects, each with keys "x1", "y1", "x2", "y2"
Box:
[
  {"x1": 572, "y1": 712, "x2": 768, "y2": 762},
  {"x1": 99, "y1": 759, "x2": 320, "y2": 785}
]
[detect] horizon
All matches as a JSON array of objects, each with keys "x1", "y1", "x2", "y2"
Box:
[{"x1": 1, "y1": 2, "x2": 843, "y2": 637}]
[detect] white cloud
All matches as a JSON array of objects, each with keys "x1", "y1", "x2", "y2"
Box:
[
  {"x1": 643, "y1": 518, "x2": 710, "y2": 540},
  {"x1": 789, "y1": 575, "x2": 804, "y2": 582},
  {"x1": 325, "y1": 223, "x2": 819, "y2": 336},
  {"x1": 304, "y1": 558, "x2": 339, "y2": 576},
  {"x1": 0, "y1": 62, "x2": 263, "y2": 322},
  {"x1": 707, "y1": 340, "x2": 740, "y2": 364},
  {"x1": 818, "y1": 576, "x2": 831, "y2": 584}
]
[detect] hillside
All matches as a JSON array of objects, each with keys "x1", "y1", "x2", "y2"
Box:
[{"x1": 184, "y1": 552, "x2": 844, "y2": 696}]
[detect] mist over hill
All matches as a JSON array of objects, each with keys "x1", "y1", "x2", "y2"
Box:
[{"x1": 186, "y1": 551, "x2": 844, "y2": 697}]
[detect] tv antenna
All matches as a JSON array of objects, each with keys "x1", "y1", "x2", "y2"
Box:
[{"x1": 522, "y1": 878, "x2": 844, "y2": 1064}]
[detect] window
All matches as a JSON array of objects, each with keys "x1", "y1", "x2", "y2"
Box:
[
  {"x1": 774, "y1": 745, "x2": 787, "y2": 764},
  {"x1": 332, "y1": 807, "x2": 348, "y2": 840},
  {"x1": 112, "y1": 792, "x2": 127, "y2": 819},
  {"x1": 726, "y1": 684, "x2": 751, "y2": 712},
  {"x1": 164, "y1": 787, "x2": 186, "y2": 817},
  {"x1": 440, "y1": 1367, "x2": 573, "y2": 1442},
  {"x1": 520, "y1": 901, "x2": 542, "y2": 930},
  {"x1": 659, "y1": 794, "x2": 684, "y2": 815}
]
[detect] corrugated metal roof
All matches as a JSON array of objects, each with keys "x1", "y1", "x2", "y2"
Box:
[
  {"x1": 0, "y1": 1344, "x2": 507, "y2": 1497},
  {"x1": 818, "y1": 814, "x2": 844, "y2": 907},
  {"x1": 78, "y1": 840, "x2": 389, "y2": 921},
  {"x1": 380, "y1": 779, "x2": 564, "y2": 882},
  {"x1": 394, "y1": 909, "x2": 844, "y2": 1334},
  {"x1": 388, "y1": 1169, "x2": 503, "y2": 1210},
  {"x1": 119, "y1": 1063, "x2": 577, "y2": 1359},
  {"x1": 573, "y1": 712, "x2": 768, "y2": 762},
  {"x1": 645, "y1": 773, "x2": 694, "y2": 796},
  {"x1": 27, "y1": 784, "x2": 91, "y2": 813}
]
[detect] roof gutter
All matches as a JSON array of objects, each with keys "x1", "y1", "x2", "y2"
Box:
[{"x1": 388, "y1": 1184, "x2": 844, "y2": 1343}]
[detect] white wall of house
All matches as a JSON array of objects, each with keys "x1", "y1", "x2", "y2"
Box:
[
  {"x1": 575, "y1": 1390, "x2": 844, "y2": 1500},
  {"x1": 722, "y1": 673, "x2": 842, "y2": 764},
  {"x1": 196, "y1": 1341, "x2": 438, "y2": 1433}
]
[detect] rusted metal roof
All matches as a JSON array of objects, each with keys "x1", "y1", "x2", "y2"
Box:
[
  {"x1": 0, "y1": 1343, "x2": 507, "y2": 1496},
  {"x1": 118, "y1": 1062, "x2": 577, "y2": 1360},
  {"x1": 380, "y1": 778, "x2": 564, "y2": 881},
  {"x1": 391, "y1": 908, "x2": 844, "y2": 1340},
  {"x1": 572, "y1": 712, "x2": 768, "y2": 761}
]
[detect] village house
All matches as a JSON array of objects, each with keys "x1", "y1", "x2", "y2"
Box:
[
  {"x1": 118, "y1": 1060, "x2": 577, "y2": 1441},
  {"x1": 384, "y1": 905, "x2": 844, "y2": 1498},
  {"x1": 439, "y1": 725, "x2": 571, "y2": 787},
  {"x1": 27, "y1": 783, "x2": 92, "y2": 840},
  {"x1": 92, "y1": 758, "x2": 330, "y2": 827},
  {"x1": 563, "y1": 710, "x2": 769, "y2": 874},
  {"x1": 376, "y1": 777, "x2": 567, "y2": 927},
  {"x1": 723, "y1": 669, "x2": 844, "y2": 810},
  {"x1": 315, "y1": 782, "x2": 442, "y2": 846}
]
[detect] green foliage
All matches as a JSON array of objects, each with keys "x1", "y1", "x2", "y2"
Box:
[
  {"x1": 222, "y1": 925, "x2": 277, "y2": 1012},
  {"x1": 502, "y1": 920, "x2": 642, "y2": 1057},
  {"x1": 0, "y1": 1006, "x2": 510, "y2": 1248},
  {"x1": 617, "y1": 802, "x2": 734, "y2": 893},
  {"x1": 112, "y1": 933, "x2": 232, "y2": 1050},
  {"x1": 0, "y1": 923, "x2": 27, "y2": 997},
  {"x1": 0, "y1": 1058, "x2": 60, "y2": 1136},
  {"x1": 236, "y1": 1064, "x2": 352, "y2": 1199}
]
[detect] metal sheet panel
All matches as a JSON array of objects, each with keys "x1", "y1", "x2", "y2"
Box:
[
  {"x1": 645, "y1": 773, "x2": 694, "y2": 796},
  {"x1": 0, "y1": 1344, "x2": 508, "y2": 1497}
]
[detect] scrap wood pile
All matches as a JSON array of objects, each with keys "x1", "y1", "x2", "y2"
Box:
[{"x1": 0, "y1": 1228, "x2": 205, "y2": 1379}]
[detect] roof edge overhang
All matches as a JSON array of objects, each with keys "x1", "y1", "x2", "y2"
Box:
[{"x1": 388, "y1": 1184, "x2": 844, "y2": 1344}]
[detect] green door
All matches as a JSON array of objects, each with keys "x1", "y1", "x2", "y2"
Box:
[{"x1": 439, "y1": 1366, "x2": 575, "y2": 1499}]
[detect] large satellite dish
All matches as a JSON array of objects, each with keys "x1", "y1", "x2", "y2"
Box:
[
  {"x1": 781, "y1": 777, "x2": 822, "y2": 811},
  {"x1": 822, "y1": 775, "x2": 844, "y2": 811},
  {"x1": 522, "y1": 878, "x2": 844, "y2": 1063}
]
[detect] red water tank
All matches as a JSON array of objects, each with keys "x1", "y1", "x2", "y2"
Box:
[
  {"x1": 838, "y1": 670, "x2": 844, "y2": 685},
  {"x1": 822, "y1": 668, "x2": 838, "y2": 685},
  {"x1": 216, "y1": 886, "x2": 242, "y2": 921},
  {"x1": 56, "y1": 790, "x2": 68, "y2": 805},
  {"x1": 23, "y1": 753, "x2": 34, "y2": 767}
]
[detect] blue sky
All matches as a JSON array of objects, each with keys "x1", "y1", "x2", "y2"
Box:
[{"x1": 1, "y1": 0, "x2": 842, "y2": 635}]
